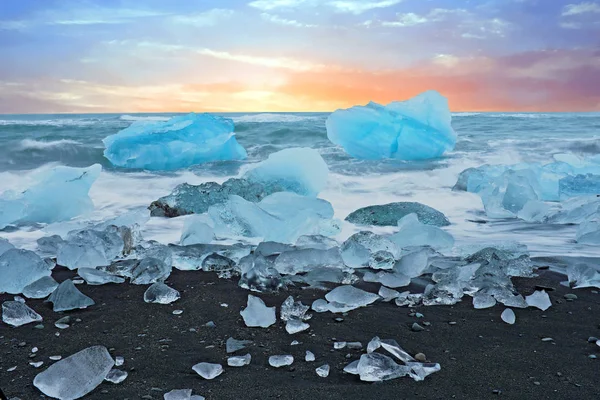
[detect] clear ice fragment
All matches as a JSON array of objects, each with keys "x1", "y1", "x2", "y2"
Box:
[
  {"x1": 0, "y1": 249, "x2": 52, "y2": 294},
  {"x1": 525, "y1": 290, "x2": 551, "y2": 311},
  {"x1": 226, "y1": 337, "x2": 252, "y2": 354},
  {"x1": 191, "y1": 362, "x2": 223, "y2": 380},
  {"x1": 285, "y1": 319, "x2": 310, "y2": 334},
  {"x1": 144, "y1": 283, "x2": 180, "y2": 304},
  {"x1": 105, "y1": 369, "x2": 128, "y2": 384},
  {"x1": 316, "y1": 364, "x2": 330, "y2": 377},
  {"x1": 46, "y1": 280, "x2": 94, "y2": 312},
  {"x1": 501, "y1": 308, "x2": 516, "y2": 324},
  {"x1": 2, "y1": 300, "x2": 42, "y2": 327},
  {"x1": 78, "y1": 268, "x2": 125, "y2": 285},
  {"x1": 227, "y1": 354, "x2": 251, "y2": 367},
  {"x1": 324, "y1": 285, "x2": 379, "y2": 312},
  {"x1": 23, "y1": 276, "x2": 59, "y2": 299},
  {"x1": 240, "y1": 295, "x2": 276, "y2": 328},
  {"x1": 268, "y1": 355, "x2": 294, "y2": 368},
  {"x1": 305, "y1": 351, "x2": 316, "y2": 362}
]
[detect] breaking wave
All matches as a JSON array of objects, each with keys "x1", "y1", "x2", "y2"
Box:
[
  {"x1": 19, "y1": 139, "x2": 82, "y2": 150},
  {"x1": 119, "y1": 115, "x2": 171, "y2": 122},
  {"x1": 232, "y1": 113, "x2": 321, "y2": 123}
]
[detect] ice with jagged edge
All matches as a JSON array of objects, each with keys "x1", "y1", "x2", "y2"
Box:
[
  {"x1": 240, "y1": 295, "x2": 276, "y2": 328},
  {"x1": 144, "y1": 282, "x2": 180, "y2": 304},
  {"x1": 33, "y1": 346, "x2": 114, "y2": 399},
  {"x1": 322, "y1": 285, "x2": 380, "y2": 313},
  {"x1": 340, "y1": 231, "x2": 399, "y2": 269},
  {"x1": 2, "y1": 299, "x2": 43, "y2": 327},
  {"x1": 0, "y1": 249, "x2": 53, "y2": 294},
  {"x1": 227, "y1": 354, "x2": 251, "y2": 367},
  {"x1": 78, "y1": 268, "x2": 126, "y2": 285},
  {"x1": 180, "y1": 215, "x2": 214, "y2": 245},
  {"x1": 0, "y1": 164, "x2": 101, "y2": 229},
  {"x1": 326, "y1": 91, "x2": 456, "y2": 160},
  {"x1": 192, "y1": 362, "x2": 223, "y2": 379},
  {"x1": 57, "y1": 226, "x2": 125, "y2": 270},
  {"x1": 103, "y1": 113, "x2": 247, "y2": 170},
  {"x1": 391, "y1": 214, "x2": 454, "y2": 251},
  {"x1": 525, "y1": 290, "x2": 552, "y2": 311},
  {"x1": 46, "y1": 280, "x2": 95, "y2": 312},
  {"x1": 226, "y1": 337, "x2": 253, "y2": 354},
  {"x1": 23, "y1": 276, "x2": 59, "y2": 299}
]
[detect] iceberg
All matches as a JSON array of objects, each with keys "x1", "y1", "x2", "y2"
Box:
[
  {"x1": 390, "y1": 214, "x2": 454, "y2": 251},
  {"x1": 0, "y1": 249, "x2": 52, "y2": 295},
  {"x1": 326, "y1": 91, "x2": 456, "y2": 160},
  {"x1": 243, "y1": 148, "x2": 329, "y2": 197},
  {"x1": 0, "y1": 164, "x2": 101, "y2": 229},
  {"x1": 346, "y1": 202, "x2": 450, "y2": 227},
  {"x1": 103, "y1": 113, "x2": 247, "y2": 170}
]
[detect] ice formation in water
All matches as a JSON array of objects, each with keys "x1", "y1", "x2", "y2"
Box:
[
  {"x1": 243, "y1": 147, "x2": 329, "y2": 197},
  {"x1": 103, "y1": 113, "x2": 247, "y2": 170},
  {"x1": 0, "y1": 249, "x2": 53, "y2": 294},
  {"x1": 2, "y1": 299, "x2": 43, "y2": 327},
  {"x1": 240, "y1": 295, "x2": 276, "y2": 328},
  {"x1": 346, "y1": 202, "x2": 450, "y2": 227},
  {"x1": 33, "y1": 346, "x2": 114, "y2": 399},
  {"x1": 0, "y1": 164, "x2": 101, "y2": 229},
  {"x1": 326, "y1": 91, "x2": 456, "y2": 160}
]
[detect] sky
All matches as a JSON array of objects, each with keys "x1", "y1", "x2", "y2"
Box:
[{"x1": 0, "y1": 0, "x2": 599, "y2": 113}]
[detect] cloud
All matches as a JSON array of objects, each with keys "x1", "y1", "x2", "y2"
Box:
[
  {"x1": 328, "y1": 0, "x2": 403, "y2": 14},
  {"x1": 562, "y1": 2, "x2": 600, "y2": 16},
  {"x1": 248, "y1": 0, "x2": 402, "y2": 14},
  {"x1": 248, "y1": 0, "x2": 313, "y2": 11},
  {"x1": 171, "y1": 9, "x2": 234, "y2": 27},
  {"x1": 381, "y1": 13, "x2": 428, "y2": 27},
  {"x1": 260, "y1": 13, "x2": 317, "y2": 27}
]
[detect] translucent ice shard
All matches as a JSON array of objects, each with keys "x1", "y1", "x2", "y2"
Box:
[
  {"x1": 0, "y1": 164, "x2": 101, "y2": 229},
  {"x1": 285, "y1": 319, "x2": 310, "y2": 334},
  {"x1": 105, "y1": 369, "x2": 128, "y2": 384},
  {"x1": 280, "y1": 296, "x2": 311, "y2": 321},
  {"x1": 316, "y1": 364, "x2": 330, "y2": 377},
  {"x1": 472, "y1": 292, "x2": 496, "y2": 309},
  {"x1": 501, "y1": 308, "x2": 516, "y2": 324},
  {"x1": 240, "y1": 295, "x2": 276, "y2": 328},
  {"x1": 391, "y1": 214, "x2": 454, "y2": 251},
  {"x1": 346, "y1": 202, "x2": 450, "y2": 227},
  {"x1": 269, "y1": 355, "x2": 294, "y2": 368},
  {"x1": 576, "y1": 220, "x2": 600, "y2": 245},
  {"x1": 363, "y1": 270, "x2": 411, "y2": 288},
  {"x1": 2, "y1": 300, "x2": 42, "y2": 327},
  {"x1": 192, "y1": 362, "x2": 223, "y2": 379},
  {"x1": 356, "y1": 353, "x2": 410, "y2": 382},
  {"x1": 33, "y1": 345, "x2": 114, "y2": 399},
  {"x1": 180, "y1": 215, "x2": 214, "y2": 246},
  {"x1": 103, "y1": 113, "x2": 247, "y2": 170},
  {"x1": 57, "y1": 227, "x2": 125, "y2": 270},
  {"x1": 325, "y1": 285, "x2": 379, "y2": 312},
  {"x1": 164, "y1": 389, "x2": 192, "y2": 400},
  {"x1": 525, "y1": 290, "x2": 551, "y2": 311},
  {"x1": 226, "y1": 337, "x2": 252, "y2": 354},
  {"x1": 305, "y1": 350, "x2": 316, "y2": 362},
  {"x1": 23, "y1": 276, "x2": 59, "y2": 299},
  {"x1": 340, "y1": 231, "x2": 399, "y2": 268},
  {"x1": 567, "y1": 263, "x2": 600, "y2": 289},
  {"x1": 326, "y1": 91, "x2": 456, "y2": 161},
  {"x1": 46, "y1": 280, "x2": 95, "y2": 312},
  {"x1": 379, "y1": 286, "x2": 401, "y2": 302},
  {"x1": 0, "y1": 249, "x2": 52, "y2": 295},
  {"x1": 130, "y1": 253, "x2": 172, "y2": 285},
  {"x1": 144, "y1": 283, "x2": 180, "y2": 304},
  {"x1": 393, "y1": 248, "x2": 430, "y2": 278},
  {"x1": 243, "y1": 147, "x2": 329, "y2": 197},
  {"x1": 274, "y1": 248, "x2": 343, "y2": 275},
  {"x1": 238, "y1": 254, "x2": 284, "y2": 292},
  {"x1": 78, "y1": 268, "x2": 125, "y2": 285},
  {"x1": 0, "y1": 238, "x2": 14, "y2": 256},
  {"x1": 227, "y1": 354, "x2": 251, "y2": 367}
]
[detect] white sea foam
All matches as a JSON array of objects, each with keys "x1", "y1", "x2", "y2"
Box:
[
  {"x1": 19, "y1": 139, "x2": 81, "y2": 150},
  {"x1": 232, "y1": 113, "x2": 320, "y2": 123},
  {"x1": 0, "y1": 119, "x2": 98, "y2": 127},
  {"x1": 119, "y1": 114, "x2": 171, "y2": 122}
]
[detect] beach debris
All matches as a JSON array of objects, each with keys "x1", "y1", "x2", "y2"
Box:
[
  {"x1": 316, "y1": 364, "x2": 330, "y2": 377},
  {"x1": 305, "y1": 351, "x2": 316, "y2": 362},
  {"x1": 525, "y1": 290, "x2": 552, "y2": 311},
  {"x1": 33, "y1": 345, "x2": 114, "y2": 399},
  {"x1": 46, "y1": 280, "x2": 94, "y2": 312},
  {"x1": 240, "y1": 295, "x2": 276, "y2": 328},
  {"x1": 0, "y1": 249, "x2": 52, "y2": 294},
  {"x1": 105, "y1": 369, "x2": 128, "y2": 384},
  {"x1": 345, "y1": 202, "x2": 450, "y2": 227},
  {"x1": 2, "y1": 299, "x2": 42, "y2": 327},
  {"x1": 78, "y1": 268, "x2": 125, "y2": 285},
  {"x1": 269, "y1": 355, "x2": 294, "y2": 368},
  {"x1": 192, "y1": 363, "x2": 223, "y2": 380},
  {"x1": 144, "y1": 283, "x2": 180, "y2": 304},
  {"x1": 501, "y1": 308, "x2": 516, "y2": 324},
  {"x1": 23, "y1": 276, "x2": 59, "y2": 299},
  {"x1": 415, "y1": 353, "x2": 427, "y2": 362},
  {"x1": 226, "y1": 337, "x2": 252, "y2": 354},
  {"x1": 227, "y1": 354, "x2": 251, "y2": 367}
]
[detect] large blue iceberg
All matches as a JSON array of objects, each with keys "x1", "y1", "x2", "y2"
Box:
[
  {"x1": 0, "y1": 164, "x2": 101, "y2": 229},
  {"x1": 103, "y1": 113, "x2": 247, "y2": 170},
  {"x1": 325, "y1": 91, "x2": 457, "y2": 160}
]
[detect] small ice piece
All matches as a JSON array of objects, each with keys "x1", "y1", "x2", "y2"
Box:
[
  {"x1": 192, "y1": 362, "x2": 223, "y2": 379},
  {"x1": 0, "y1": 249, "x2": 53, "y2": 294},
  {"x1": 356, "y1": 353, "x2": 409, "y2": 382},
  {"x1": 180, "y1": 216, "x2": 214, "y2": 245},
  {"x1": 33, "y1": 345, "x2": 114, "y2": 399},
  {"x1": 334, "y1": 342, "x2": 347, "y2": 349},
  {"x1": 23, "y1": 276, "x2": 59, "y2": 299},
  {"x1": 340, "y1": 231, "x2": 399, "y2": 268},
  {"x1": 501, "y1": 308, "x2": 516, "y2": 324},
  {"x1": 115, "y1": 356, "x2": 124, "y2": 366},
  {"x1": 226, "y1": 337, "x2": 252, "y2": 354},
  {"x1": 379, "y1": 286, "x2": 401, "y2": 302},
  {"x1": 2, "y1": 300, "x2": 42, "y2": 327},
  {"x1": 227, "y1": 354, "x2": 251, "y2": 367},
  {"x1": 311, "y1": 298, "x2": 330, "y2": 313},
  {"x1": 78, "y1": 268, "x2": 125, "y2": 285},
  {"x1": 268, "y1": 355, "x2": 294, "y2": 368},
  {"x1": 343, "y1": 360, "x2": 360, "y2": 375},
  {"x1": 49, "y1": 355, "x2": 62, "y2": 361},
  {"x1": 274, "y1": 248, "x2": 343, "y2": 275},
  {"x1": 172, "y1": 309, "x2": 183, "y2": 315},
  {"x1": 305, "y1": 350, "x2": 316, "y2": 362},
  {"x1": 32, "y1": 346, "x2": 39, "y2": 353},
  {"x1": 525, "y1": 290, "x2": 552, "y2": 311},
  {"x1": 285, "y1": 319, "x2": 310, "y2": 334},
  {"x1": 164, "y1": 389, "x2": 192, "y2": 400},
  {"x1": 291, "y1": 340, "x2": 300, "y2": 345},
  {"x1": 105, "y1": 369, "x2": 128, "y2": 384},
  {"x1": 391, "y1": 214, "x2": 454, "y2": 251},
  {"x1": 473, "y1": 293, "x2": 497, "y2": 309},
  {"x1": 345, "y1": 202, "x2": 450, "y2": 227},
  {"x1": 46, "y1": 280, "x2": 95, "y2": 312},
  {"x1": 243, "y1": 147, "x2": 329, "y2": 197},
  {"x1": 240, "y1": 295, "x2": 276, "y2": 328},
  {"x1": 30, "y1": 361, "x2": 44, "y2": 368},
  {"x1": 324, "y1": 285, "x2": 379, "y2": 312},
  {"x1": 280, "y1": 296, "x2": 311, "y2": 321},
  {"x1": 316, "y1": 364, "x2": 330, "y2": 377},
  {"x1": 144, "y1": 283, "x2": 181, "y2": 304},
  {"x1": 130, "y1": 255, "x2": 172, "y2": 285}
]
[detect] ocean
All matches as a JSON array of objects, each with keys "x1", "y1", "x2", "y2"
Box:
[{"x1": 1, "y1": 112, "x2": 600, "y2": 259}]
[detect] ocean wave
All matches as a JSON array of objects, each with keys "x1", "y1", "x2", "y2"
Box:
[
  {"x1": 119, "y1": 115, "x2": 171, "y2": 122},
  {"x1": 232, "y1": 113, "x2": 320, "y2": 123},
  {"x1": 0, "y1": 119, "x2": 99, "y2": 127},
  {"x1": 452, "y1": 112, "x2": 481, "y2": 117},
  {"x1": 19, "y1": 139, "x2": 82, "y2": 150}
]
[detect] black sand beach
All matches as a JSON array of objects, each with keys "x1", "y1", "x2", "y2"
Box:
[{"x1": 1, "y1": 268, "x2": 600, "y2": 400}]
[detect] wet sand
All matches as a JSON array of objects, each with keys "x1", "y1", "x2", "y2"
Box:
[{"x1": 1, "y1": 268, "x2": 600, "y2": 400}]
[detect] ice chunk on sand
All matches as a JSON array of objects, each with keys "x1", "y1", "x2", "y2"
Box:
[
  {"x1": 103, "y1": 113, "x2": 247, "y2": 170},
  {"x1": 357, "y1": 353, "x2": 410, "y2": 382},
  {"x1": 78, "y1": 268, "x2": 125, "y2": 285},
  {"x1": 33, "y1": 345, "x2": 114, "y2": 399},
  {"x1": 144, "y1": 283, "x2": 180, "y2": 304},
  {"x1": 46, "y1": 280, "x2": 95, "y2": 312},
  {"x1": 2, "y1": 300, "x2": 42, "y2": 327},
  {"x1": 525, "y1": 290, "x2": 551, "y2": 311},
  {"x1": 346, "y1": 202, "x2": 450, "y2": 227},
  {"x1": 130, "y1": 248, "x2": 173, "y2": 285},
  {"x1": 393, "y1": 248, "x2": 430, "y2": 278},
  {"x1": 472, "y1": 292, "x2": 496, "y2": 309},
  {"x1": 209, "y1": 193, "x2": 335, "y2": 243},
  {"x1": 191, "y1": 362, "x2": 223, "y2": 379},
  {"x1": 180, "y1": 216, "x2": 214, "y2": 245},
  {"x1": 274, "y1": 248, "x2": 343, "y2": 275},
  {"x1": 326, "y1": 91, "x2": 456, "y2": 160},
  {"x1": 227, "y1": 354, "x2": 251, "y2": 367},
  {"x1": 325, "y1": 285, "x2": 379, "y2": 312},
  {"x1": 316, "y1": 364, "x2": 330, "y2": 377},
  {"x1": 243, "y1": 148, "x2": 328, "y2": 196},
  {"x1": 57, "y1": 227, "x2": 125, "y2": 270},
  {"x1": 280, "y1": 296, "x2": 311, "y2": 321},
  {"x1": 285, "y1": 319, "x2": 310, "y2": 334},
  {"x1": 501, "y1": 308, "x2": 516, "y2": 324},
  {"x1": 0, "y1": 238, "x2": 14, "y2": 256},
  {"x1": 226, "y1": 337, "x2": 253, "y2": 354},
  {"x1": 23, "y1": 276, "x2": 59, "y2": 299},
  {"x1": 0, "y1": 164, "x2": 101, "y2": 229},
  {"x1": 391, "y1": 214, "x2": 454, "y2": 251},
  {"x1": 363, "y1": 270, "x2": 410, "y2": 288},
  {"x1": 269, "y1": 355, "x2": 294, "y2": 368},
  {"x1": 305, "y1": 350, "x2": 316, "y2": 362},
  {"x1": 164, "y1": 389, "x2": 192, "y2": 400},
  {"x1": 0, "y1": 249, "x2": 52, "y2": 294},
  {"x1": 567, "y1": 264, "x2": 600, "y2": 289},
  {"x1": 240, "y1": 295, "x2": 276, "y2": 328},
  {"x1": 238, "y1": 254, "x2": 284, "y2": 292},
  {"x1": 340, "y1": 231, "x2": 399, "y2": 268},
  {"x1": 379, "y1": 286, "x2": 401, "y2": 302},
  {"x1": 105, "y1": 369, "x2": 128, "y2": 384}
]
